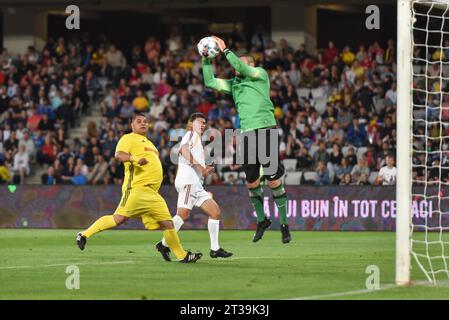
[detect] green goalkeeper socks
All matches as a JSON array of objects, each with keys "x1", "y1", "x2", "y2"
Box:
[
  {"x1": 248, "y1": 184, "x2": 266, "y2": 223},
  {"x1": 270, "y1": 183, "x2": 288, "y2": 225}
]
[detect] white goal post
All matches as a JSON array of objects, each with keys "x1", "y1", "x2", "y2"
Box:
[
  {"x1": 397, "y1": 0, "x2": 449, "y2": 285},
  {"x1": 396, "y1": 0, "x2": 412, "y2": 286}
]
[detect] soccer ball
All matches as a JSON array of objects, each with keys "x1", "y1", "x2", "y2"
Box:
[{"x1": 197, "y1": 37, "x2": 220, "y2": 59}]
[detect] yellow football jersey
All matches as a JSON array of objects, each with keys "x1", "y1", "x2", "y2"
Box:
[{"x1": 115, "y1": 132, "x2": 163, "y2": 191}]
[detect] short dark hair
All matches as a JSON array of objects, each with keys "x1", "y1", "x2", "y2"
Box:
[
  {"x1": 189, "y1": 112, "x2": 206, "y2": 122},
  {"x1": 238, "y1": 54, "x2": 255, "y2": 64},
  {"x1": 132, "y1": 112, "x2": 147, "y2": 120}
]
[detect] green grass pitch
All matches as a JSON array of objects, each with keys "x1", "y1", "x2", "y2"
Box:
[{"x1": 0, "y1": 229, "x2": 448, "y2": 299}]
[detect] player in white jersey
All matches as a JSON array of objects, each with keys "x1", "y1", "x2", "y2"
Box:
[{"x1": 155, "y1": 112, "x2": 233, "y2": 260}]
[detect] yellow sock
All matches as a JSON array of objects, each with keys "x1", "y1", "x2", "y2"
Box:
[
  {"x1": 82, "y1": 215, "x2": 117, "y2": 238},
  {"x1": 163, "y1": 229, "x2": 187, "y2": 260}
]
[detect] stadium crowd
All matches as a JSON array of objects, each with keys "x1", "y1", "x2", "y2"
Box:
[{"x1": 0, "y1": 27, "x2": 417, "y2": 187}]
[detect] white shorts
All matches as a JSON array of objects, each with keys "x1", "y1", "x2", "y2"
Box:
[{"x1": 176, "y1": 183, "x2": 212, "y2": 210}]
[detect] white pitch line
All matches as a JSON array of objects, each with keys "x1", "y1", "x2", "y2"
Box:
[
  {"x1": 289, "y1": 280, "x2": 449, "y2": 300},
  {"x1": 0, "y1": 260, "x2": 135, "y2": 270},
  {"x1": 289, "y1": 284, "x2": 397, "y2": 300},
  {"x1": 225, "y1": 256, "x2": 293, "y2": 260}
]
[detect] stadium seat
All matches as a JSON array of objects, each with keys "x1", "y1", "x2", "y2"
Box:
[
  {"x1": 369, "y1": 172, "x2": 378, "y2": 185},
  {"x1": 442, "y1": 64, "x2": 449, "y2": 78},
  {"x1": 311, "y1": 87, "x2": 325, "y2": 99},
  {"x1": 373, "y1": 97, "x2": 386, "y2": 114},
  {"x1": 303, "y1": 171, "x2": 318, "y2": 183},
  {"x1": 309, "y1": 145, "x2": 320, "y2": 157},
  {"x1": 284, "y1": 171, "x2": 302, "y2": 185},
  {"x1": 297, "y1": 88, "x2": 311, "y2": 99},
  {"x1": 357, "y1": 147, "x2": 368, "y2": 159},
  {"x1": 283, "y1": 159, "x2": 298, "y2": 172},
  {"x1": 313, "y1": 97, "x2": 328, "y2": 115},
  {"x1": 342, "y1": 146, "x2": 356, "y2": 157},
  {"x1": 327, "y1": 162, "x2": 335, "y2": 183},
  {"x1": 98, "y1": 77, "x2": 109, "y2": 93},
  {"x1": 413, "y1": 64, "x2": 422, "y2": 75}
]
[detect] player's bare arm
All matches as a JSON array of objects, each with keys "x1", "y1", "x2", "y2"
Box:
[
  {"x1": 179, "y1": 144, "x2": 214, "y2": 177},
  {"x1": 115, "y1": 151, "x2": 149, "y2": 166}
]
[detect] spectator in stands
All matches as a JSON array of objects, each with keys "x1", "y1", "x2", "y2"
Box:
[
  {"x1": 88, "y1": 154, "x2": 108, "y2": 184},
  {"x1": 384, "y1": 39, "x2": 396, "y2": 65},
  {"x1": 346, "y1": 118, "x2": 367, "y2": 147},
  {"x1": 76, "y1": 158, "x2": 89, "y2": 177},
  {"x1": 101, "y1": 130, "x2": 118, "y2": 160},
  {"x1": 224, "y1": 172, "x2": 238, "y2": 185},
  {"x1": 0, "y1": 159, "x2": 10, "y2": 184},
  {"x1": 41, "y1": 166, "x2": 58, "y2": 185},
  {"x1": 38, "y1": 133, "x2": 57, "y2": 166},
  {"x1": 337, "y1": 105, "x2": 353, "y2": 130},
  {"x1": 13, "y1": 144, "x2": 30, "y2": 184},
  {"x1": 251, "y1": 24, "x2": 270, "y2": 51},
  {"x1": 386, "y1": 82, "x2": 397, "y2": 106},
  {"x1": 297, "y1": 147, "x2": 313, "y2": 170},
  {"x1": 341, "y1": 46, "x2": 355, "y2": 65},
  {"x1": 62, "y1": 155, "x2": 76, "y2": 176},
  {"x1": 57, "y1": 145, "x2": 75, "y2": 167},
  {"x1": 335, "y1": 157, "x2": 352, "y2": 184},
  {"x1": 61, "y1": 165, "x2": 87, "y2": 185},
  {"x1": 107, "y1": 157, "x2": 123, "y2": 185},
  {"x1": 105, "y1": 44, "x2": 127, "y2": 83},
  {"x1": 4, "y1": 131, "x2": 18, "y2": 154},
  {"x1": 376, "y1": 154, "x2": 397, "y2": 186},
  {"x1": 328, "y1": 121, "x2": 345, "y2": 145},
  {"x1": 119, "y1": 99, "x2": 134, "y2": 121},
  {"x1": 323, "y1": 41, "x2": 339, "y2": 66},
  {"x1": 340, "y1": 173, "x2": 352, "y2": 186},
  {"x1": 315, "y1": 160, "x2": 331, "y2": 186},
  {"x1": 132, "y1": 89, "x2": 149, "y2": 112},
  {"x1": 299, "y1": 66, "x2": 316, "y2": 88},
  {"x1": 351, "y1": 156, "x2": 371, "y2": 183},
  {"x1": 329, "y1": 143, "x2": 343, "y2": 170},
  {"x1": 356, "y1": 173, "x2": 370, "y2": 185},
  {"x1": 313, "y1": 141, "x2": 329, "y2": 167},
  {"x1": 38, "y1": 113, "x2": 55, "y2": 133}
]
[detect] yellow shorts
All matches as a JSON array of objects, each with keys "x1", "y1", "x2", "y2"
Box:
[{"x1": 113, "y1": 186, "x2": 172, "y2": 230}]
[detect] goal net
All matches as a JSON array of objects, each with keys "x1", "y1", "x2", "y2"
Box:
[{"x1": 398, "y1": 0, "x2": 449, "y2": 284}]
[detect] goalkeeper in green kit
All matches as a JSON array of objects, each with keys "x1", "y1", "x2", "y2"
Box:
[{"x1": 202, "y1": 36, "x2": 291, "y2": 244}]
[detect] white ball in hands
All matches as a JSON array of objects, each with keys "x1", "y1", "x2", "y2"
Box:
[{"x1": 197, "y1": 36, "x2": 220, "y2": 59}]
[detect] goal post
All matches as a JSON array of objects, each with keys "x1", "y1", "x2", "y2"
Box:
[
  {"x1": 396, "y1": 0, "x2": 413, "y2": 286},
  {"x1": 397, "y1": 0, "x2": 449, "y2": 285}
]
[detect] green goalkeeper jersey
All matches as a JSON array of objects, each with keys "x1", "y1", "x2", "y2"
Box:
[{"x1": 202, "y1": 50, "x2": 276, "y2": 132}]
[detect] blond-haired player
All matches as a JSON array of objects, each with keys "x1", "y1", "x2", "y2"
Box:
[{"x1": 76, "y1": 112, "x2": 202, "y2": 263}]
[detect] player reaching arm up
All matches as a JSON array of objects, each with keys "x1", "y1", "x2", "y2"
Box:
[{"x1": 201, "y1": 36, "x2": 291, "y2": 244}]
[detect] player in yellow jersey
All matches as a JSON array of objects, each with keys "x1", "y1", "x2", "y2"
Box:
[{"x1": 76, "y1": 113, "x2": 202, "y2": 263}]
